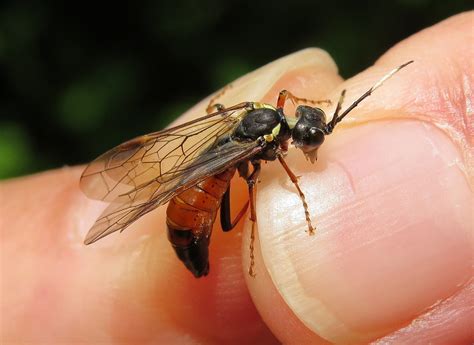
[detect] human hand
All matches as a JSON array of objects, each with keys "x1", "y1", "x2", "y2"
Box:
[{"x1": 1, "y1": 12, "x2": 471, "y2": 344}]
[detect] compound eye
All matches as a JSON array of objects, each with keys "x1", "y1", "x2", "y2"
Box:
[
  {"x1": 293, "y1": 124, "x2": 324, "y2": 146},
  {"x1": 292, "y1": 113, "x2": 326, "y2": 147},
  {"x1": 308, "y1": 127, "x2": 325, "y2": 146}
]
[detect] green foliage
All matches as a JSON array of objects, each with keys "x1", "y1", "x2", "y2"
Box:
[
  {"x1": 0, "y1": 123, "x2": 34, "y2": 178},
  {"x1": 56, "y1": 62, "x2": 139, "y2": 133}
]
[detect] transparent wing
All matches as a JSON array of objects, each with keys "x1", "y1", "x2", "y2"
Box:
[
  {"x1": 80, "y1": 102, "x2": 262, "y2": 244},
  {"x1": 80, "y1": 103, "x2": 250, "y2": 202},
  {"x1": 83, "y1": 139, "x2": 261, "y2": 244}
]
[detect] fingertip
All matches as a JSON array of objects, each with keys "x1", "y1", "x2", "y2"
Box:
[
  {"x1": 245, "y1": 119, "x2": 471, "y2": 344},
  {"x1": 241, "y1": 15, "x2": 472, "y2": 342}
]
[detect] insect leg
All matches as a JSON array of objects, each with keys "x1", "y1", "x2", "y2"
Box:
[
  {"x1": 206, "y1": 84, "x2": 233, "y2": 114},
  {"x1": 277, "y1": 154, "x2": 315, "y2": 235},
  {"x1": 277, "y1": 90, "x2": 332, "y2": 109},
  {"x1": 246, "y1": 161, "x2": 261, "y2": 277},
  {"x1": 220, "y1": 185, "x2": 250, "y2": 231}
]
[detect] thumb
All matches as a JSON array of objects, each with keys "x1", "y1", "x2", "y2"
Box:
[{"x1": 244, "y1": 12, "x2": 473, "y2": 344}]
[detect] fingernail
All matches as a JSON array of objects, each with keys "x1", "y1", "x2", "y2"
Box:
[
  {"x1": 224, "y1": 48, "x2": 337, "y2": 102},
  {"x1": 178, "y1": 48, "x2": 338, "y2": 124},
  {"x1": 256, "y1": 120, "x2": 472, "y2": 343}
]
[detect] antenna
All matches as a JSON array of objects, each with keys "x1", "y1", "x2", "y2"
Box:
[{"x1": 326, "y1": 60, "x2": 414, "y2": 133}]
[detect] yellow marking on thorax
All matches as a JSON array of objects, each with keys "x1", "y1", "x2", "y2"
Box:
[
  {"x1": 264, "y1": 123, "x2": 281, "y2": 142},
  {"x1": 252, "y1": 102, "x2": 276, "y2": 111}
]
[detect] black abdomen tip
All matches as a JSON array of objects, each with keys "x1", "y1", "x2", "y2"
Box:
[{"x1": 168, "y1": 228, "x2": 211, "y2": 278}]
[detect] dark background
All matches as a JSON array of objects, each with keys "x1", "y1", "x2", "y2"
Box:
[{"x1": 1, "y1": 1, "x2": 471, "y2": 179}]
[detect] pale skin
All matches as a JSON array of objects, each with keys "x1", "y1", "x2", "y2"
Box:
[{"x1": 1, "y1": 13, "x2": 472, "y2": 344}]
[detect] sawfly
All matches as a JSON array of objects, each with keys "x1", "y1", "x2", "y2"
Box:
[{"x1": 81, "y1": 61, "x2": 413, "y2": 277}]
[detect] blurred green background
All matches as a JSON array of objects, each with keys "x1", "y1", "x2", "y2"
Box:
[{"x1": 0, "y1": 1, "x2": 471, "y2": 179}]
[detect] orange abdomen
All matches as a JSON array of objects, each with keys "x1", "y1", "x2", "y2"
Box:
[{"x1": 166, "y1": 167, "x2": 236, "y2": 277}]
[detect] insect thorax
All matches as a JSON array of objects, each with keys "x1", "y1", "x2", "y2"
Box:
[{"x1": 232, "y1": 107, "x2": 291, "y2": 161}]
